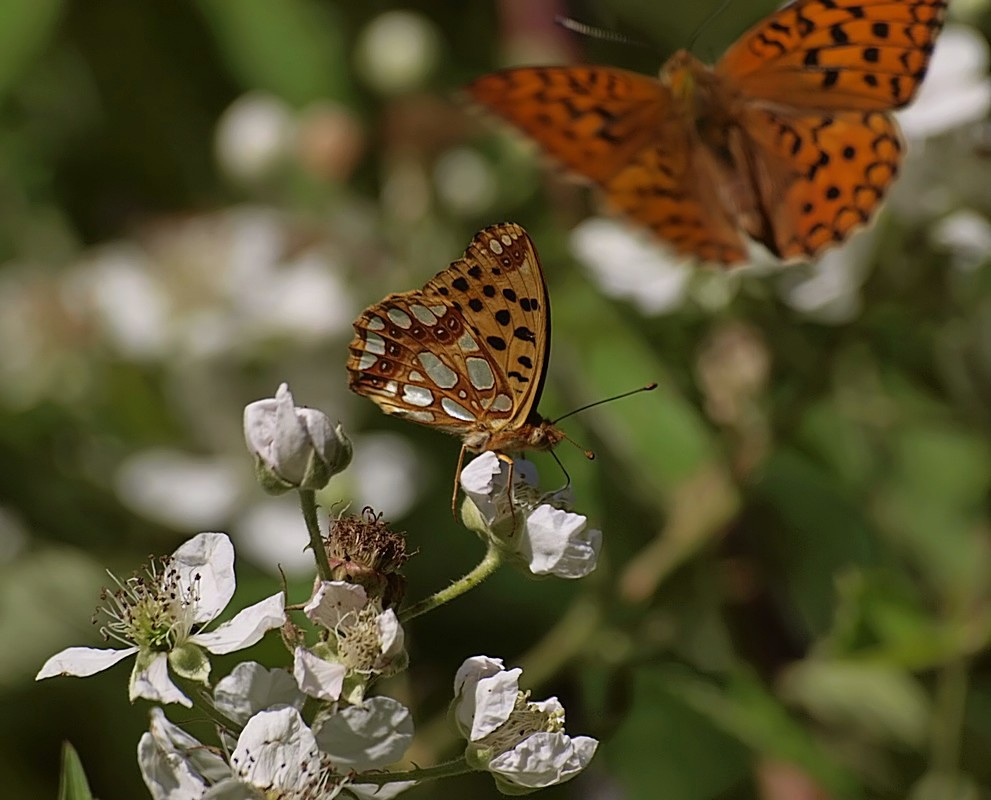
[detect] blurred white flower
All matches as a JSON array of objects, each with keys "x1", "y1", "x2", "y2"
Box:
[
  {"x1": 571, "y1": 217, "x2": 691, "y2": 314},
  {"x1": 460, "y1": 452, "x2": 601, "y2": 579},
  {"x1": 347, "y1": 432, "x2": 424, "y2": 518},
  {"x1": 434, "y1": 148, "x2": 498, "y2": 215},
  {"x1": 244, "y1": 383, "x2": 352, "y2": 494},
  {"x1": 294, "y1": 645, "x2": 348, "y2": 701},
  {"x1": 232, "y1": 497, "x2": 314, "y2": 575},
  {"x1": 354, "y1": 11, "x2": 441, "y2": 94},
  {"x1": 453, "y1": 655, "x2": 598, "y2": 791},
  {"x1": 215, "y1": 91, "x2": 297, "y2": 183},
  {"x1": 897, "y1": 25, "x2": 991, "y2": 141},
  {"x1": 931, "y1": 208, "x2": 991, "y2": 271},
  {"x1": 777, "y1": 228, "x2": 878, "y2": 323},
  {"x1": 65, "y1": 245, "x2": 170, "y2": 360},
  {"x1": 115, "y1": 449, "x2": 242, "y2": 530},
  {"x1": 37, "y1": 533, "x2": 286, "y2": 708}
]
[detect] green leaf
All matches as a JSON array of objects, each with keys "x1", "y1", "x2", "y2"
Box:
[
  {"x1": 780, "y1": 659, "x2": 931, "y2": 749},
  {"x1": 0, "y1": 0, "x2": 64, "y2": 99},
  {"x1": 605, "y1": 667, "x2": 750, "y2": 800},
  {"x1": 58, "y1": 741, "x2": 95, "y2": 800},
  {"x1": 195, "y1": 0, "x2": 351, "y2": 105}
]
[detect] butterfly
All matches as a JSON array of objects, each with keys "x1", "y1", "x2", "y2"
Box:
[
  {"x1": 347, "y1": 223, "x2": 573, "y2": 511},
  {"x1": 467, "y1": 0, "x2": 947, "y2": 265}
]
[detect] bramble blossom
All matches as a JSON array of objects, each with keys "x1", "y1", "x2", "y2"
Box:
[
  {"x1": 460, "y1": 452, "x2": 602, "y2": 579},
  {"x1": 453, "y1": 655, "x2": 598, "y2": 791},
  {"x1": 36, "y1": 532, "x2": 285, "y2": 708}
]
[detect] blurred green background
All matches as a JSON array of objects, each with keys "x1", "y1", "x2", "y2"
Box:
[{"x1": 4, "y1": 0, "x2": 991, "y2": 797}]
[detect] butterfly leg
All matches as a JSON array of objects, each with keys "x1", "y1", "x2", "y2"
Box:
[
  {"x1": 495, "y1": 451, "x2": 519, "y2": 533},
  {"x1": 549, "y1": 449, "x2": 572, "y2": 496},
  {"x1": 451, "y1": 443, "x2": 468, "y2": 520}
]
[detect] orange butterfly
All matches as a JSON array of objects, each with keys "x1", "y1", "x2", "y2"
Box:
[{"x1": 468, "y1": 0, "x2": 947, "y2": 265}]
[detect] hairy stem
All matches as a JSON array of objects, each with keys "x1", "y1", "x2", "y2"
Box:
[{"x1": 399, "y1": 542, "x2": 503, "y2": 622}]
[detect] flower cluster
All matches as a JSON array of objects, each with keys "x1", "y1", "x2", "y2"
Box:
[{"x1": 36, "y1": 385, "x2": 602, "y2": 798}]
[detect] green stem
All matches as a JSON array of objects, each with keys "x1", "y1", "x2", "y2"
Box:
[
  {"x1": 173, "y1": 676, "x2": 244, "y2": 737},
  {"x1": 399, "y1": 542, "x2": 503, "y2": 622},
  {"x1": 930, "y1": 658, "x2": 968, "y2": 775},
  {"x1": 353, "y1": 756, "x2": 472, "y2": 785},
  {"x1": 299, "y1": 489, "x2": 332, "y2": 582}
]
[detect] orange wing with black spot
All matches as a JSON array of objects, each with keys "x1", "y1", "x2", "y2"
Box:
[{"x1": 718, "y1": 0, "x2": 947, "y2": 110}]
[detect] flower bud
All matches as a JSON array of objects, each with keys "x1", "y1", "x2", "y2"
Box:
[{"x1": 243, "y1": 383, "x2": 352, "y2": 494}]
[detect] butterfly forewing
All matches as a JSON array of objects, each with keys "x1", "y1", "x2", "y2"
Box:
[
  {"x1": 348, "y1": 223, "x2": 550, "y2": 449},
  {"x1": 718, "y1": 0, "x2": 947, "y2": 110},
  {"x1": 468, "y1": 67, "x2": 671, "y2": 183}
]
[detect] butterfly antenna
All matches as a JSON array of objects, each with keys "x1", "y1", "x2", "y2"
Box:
[
  {"x1": 552, "y1": 382, "x2": 658, "y2": 425},
  {"x1": 686, "y1": 0, "x2": 735, "y2": 52},
  {"x1": 554, "y1": 16, "x2": 651, "y2": 50}
]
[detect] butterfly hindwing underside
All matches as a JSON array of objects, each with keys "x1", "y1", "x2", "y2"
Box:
[
  {"x1": 348, "y1": 223, "x2": 561, "y2": 454},
  {"x1": 467, "y1": 0, "x2": 947, "y2": 265}
]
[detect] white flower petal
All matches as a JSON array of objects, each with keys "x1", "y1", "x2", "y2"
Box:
[
  {"x1": 138, "y1": 731, "x2": 209, "y2": 800},
  {"x1": 522, "y1": 505, "x2": 601, "y2": 579},
  {"x1": 460, "y1": 453, "x2": 537, "y2": 526},
  {"x1": 376, "y1": 609, "x2": 405, "y2": 661},
  {"x1": 897, "y1": 25, "x2": 991, "y2": 140},
  {"x1": 349, "y1": 782, "x2": 417, "y2": 799},
  {"x1": 131, "y1": 652, "x2": 192, "y2": 707},
  {"x1": 453, "y1": 656, "x2": 521, "y2": 742},
  {"x1": 192, "y1": 593, "x2": 285, "y2": 654},
  {"x1": 304, "y1": 581, "x2": 368, "y2": 629},
  {"x1": 214, "y1": 662, "x2": 304, "y2": 725},
  {"x1": 489, "y1": 732, "x2": 598, "y2": 789},
  {"x1": 316, "y1": 696, "x2": 414, "y2": 770},
  {"x1": 232, "y1": 707, "x2": 320, "y2": 790},
  {"x1": 36, "y1": 645, "x2": 137, "y2": 680},
  {"x1": 171, "y1": 532, "x2": 236, "y2": 624},
  {"x1": 148, "y1": 708, "x2": 230, "y2": 784},
  {"x1": 293, "y1": 647, "x2": 346, "y2": 701},
  {"x1": 570, "y1": 217, "x2": 691, "y2": 315}
]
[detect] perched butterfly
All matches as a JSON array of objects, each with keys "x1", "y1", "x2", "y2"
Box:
[
  {"x1": 347, "y1": 223, "x2": 573, "y2": 508},
  {"x1": 468, "y1": 0, "x2": 947, "y2": 265}
]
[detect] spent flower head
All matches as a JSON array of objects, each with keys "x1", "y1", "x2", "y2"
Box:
[
  {"x1": 325, "y1": 506, "x2": 409, "y2": 608},
  {"x1": 452, "y1": 655, "x2": 598, "y2": 792},
  {"x1": 460, "y1": 452, "x2": 602, "y2": 579},
  {"x1": 36, "y1": 532, "x2": 286, "y2": 707},
  {"x1": 244, "y1": 382, "x2": 352, "y2": 494}
]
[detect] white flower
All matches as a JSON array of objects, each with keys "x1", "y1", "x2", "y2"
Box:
[
  {"x1": 139, "y1": 702, "x2": 415, "y2": 800},
  {"x1": 460, "y1": 452, "x2": 602, "y2": 579},
  {"x1": 243, "y1": 383, "x2": 352, "y2": 494},
  {"x1": 570, "y1": 217, "x2": 691, "y2": 315},
  {"x1": 213, "y1": 662, "x2": 305, "y2": 726},
  {"x1": 36, "y1": 533, "x2": 285, "y2": 708},
  {"x1": 896, "y1": 24, "x2": 991, "y2": 141},
  {"x1": 215, "y1": 91, "x2": 297, "y2": 184},
  {"x1": 138, "y1": 708, "x2": 226, "y2": 800},
  {"x1": 301, "y1": 581, "x2": 408, "y2": 703},
  {"x1": 452, "y1": 656, "x2": 598, "y2": 791}
]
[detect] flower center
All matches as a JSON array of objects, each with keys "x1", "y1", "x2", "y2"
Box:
[
  {"x1": 97, "y1": 557, "x2": 201, "y2": 650},
  {"x1": 479, "y1": 692, "x2": 565, "y2": 754}
]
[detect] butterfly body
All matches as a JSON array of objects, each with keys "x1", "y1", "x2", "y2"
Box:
[
  {"x1": 468, "y1": 0, "x2": 947, "y2": 264},
  {"x1": 348, "y1": 223, "x2": 567, "y2": 460}
]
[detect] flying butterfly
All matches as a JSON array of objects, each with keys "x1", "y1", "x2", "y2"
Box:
[
  {"x1": 467, "y1": 0, "x2": 947, "y2": 265},
  {"x1": 347, "y1": 223, "x2": 582, "y2": 511}
]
